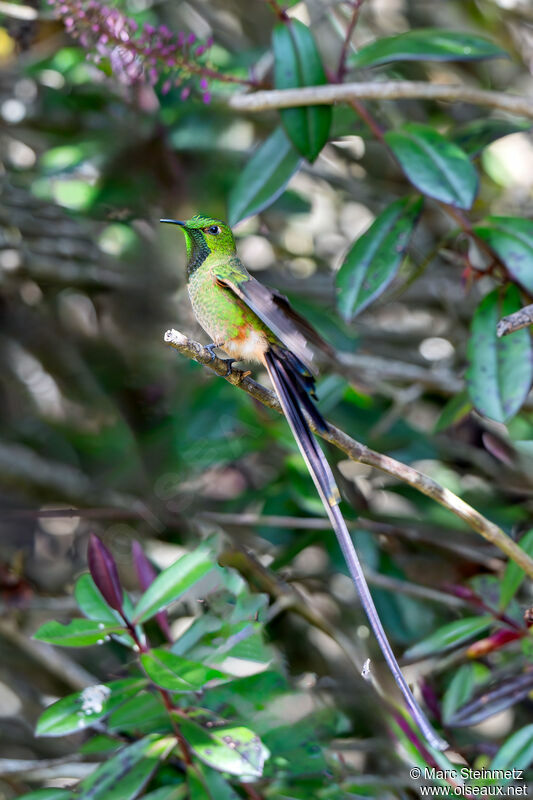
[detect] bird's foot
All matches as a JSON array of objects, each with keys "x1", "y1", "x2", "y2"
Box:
[
  {"x1": 222, "y1": 358, "x2": 236, "y2": 376},
  {"x1": 204, "y1": 342, "x2": 219, "y2": 362}
]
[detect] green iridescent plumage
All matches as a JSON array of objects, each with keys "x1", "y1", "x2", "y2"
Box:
[{"x1": 162, "y1": 213, "x2": 448, "y2": 752}]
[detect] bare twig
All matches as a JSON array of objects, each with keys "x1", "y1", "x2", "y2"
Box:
[
  {"x1": 336, "y1": 1, "x2": 365, "y2": 82},
  {"x1": 197, "y1": 511, "x2": 503, "y2": 569},
  {"x1": 0, "y1": 620, "x2": 96, "y2": 690},
  {"x1": 497, "y1": 303, "x2": 533, "y2": 337},
  {"x1": 164, "y1": 329, "x2": 533, "y2": 578},
  {"x1": 229, "y1": 81, "x2": 533, "y2": 120}
]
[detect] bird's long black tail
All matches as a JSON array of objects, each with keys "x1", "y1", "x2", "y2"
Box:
[{"x1": 263, "y1": 346, "x2": 448, "y2": 752}]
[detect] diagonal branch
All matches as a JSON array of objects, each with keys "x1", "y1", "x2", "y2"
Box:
[
  {"x1": 164, "y1": 329, "x2": 533, "y2": 578},
  {"x1": 497, "y1": 303, "x2": 533, "y2": 337},
  {"x1": 228, "y1": 81, "x2": 533, "y2": 120}
]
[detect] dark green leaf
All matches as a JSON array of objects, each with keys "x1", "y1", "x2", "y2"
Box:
[
  {"x1": 14, "y1": 792, "x2": 72, "y2": 800},
  {"x1": 228, "y1": 127, "x2": 302, "y2": 225},
  {"x1": 351, "y1": 29, "x2": 507, "y2": 68},
  {"x1": 132, "y1": 545, "x2": 217, "y2": 623},
  {"x1": 177, "y1": 716, "x2": 269, "y2": 778},
  {"x1": 33, "y1": 618, "x2": 123, "y2": 647},
  {"x1": 500, "y1": 529, "x2": 533, "y2": 609},
  {"x1": 77, "y1": 735, "x2": 173, "y2": 800},
  {"x1": 141, "y1": 648, "x2": 227, "y2": 691},
  {"x1": 450, "y1": 671, "x2": 533, "y2": 727},
  {"x1": 404, "y1": 616, "x2": 492, "y2": 659},
  {"x1": 107, "y1": 692, "x2": 171, "y2": 735},
  {"x1": 336, "y1": 195, "x2": 422, "y2": 320},
  {"x1": 273, "y1": 20, "x2": 331, "y2": 161},
  {"x1": 452, "y1": 118, "x2": 531, "y2": 158},
  {"x1": 473, "y1": 216, "x2": 533, "y2": 293},
  {"x1": 491, "y1": 724, "x2": 533, "y2": 772},
  {"x1": 466, "y1": 286, "x2": 533, "y2": 423},
  {"x1": 442, "y1": 664, "x2": 476, "y2": 725},
  {"x1": 384, "y1": 123, "x2": 478, "y2": 209},
  {"x1": 143, "y1": 788, "x2": 187, "y2": 800},
  {"x1": 36, "y1": 678, "x2": 146, "y2": 737},
  {"x1": 433, "y1": 390, "x2": 473, "y2": 433}
]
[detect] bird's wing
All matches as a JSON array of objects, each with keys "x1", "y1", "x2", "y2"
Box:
[{"x1": 214, "y1": 259, "x2": 333, "y2": 372}]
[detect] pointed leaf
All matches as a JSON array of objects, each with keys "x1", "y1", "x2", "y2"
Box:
[
  {"x1": 473, "y1": 216, "x2": 533, "y2": 293},
  {"x1": 13, "y1": 792, "x2": 72, "y2": 800},
  {"x1": 132, "y1": 545, "x2": 216, "y2": 623},
  {"x1": 87, "y1": 533, "x2": 124, "y2": 613},
  {"x1": 36, "y1": 678, "x2": 146, "y2": 736},
  {"x1": 385, "y1": 123, "x2": 478, "y2": 209},
  {"x1": 433, "y1": 390, "x2": 472, "y2": 433},
  {"x1": 77, "y1": 735, "x2": 174, "y2": 800},
  {"x1": 450, "y1": 671, "x2": 533, "y2": 727},
  {"x1": 351, "y1": 29, "x2": 507, "y2": 68},
  {"x1": 33, "y1": 618, "x2": 123, "y2": 647},
  {"x1": 141, "y1": 648, "x2": 227, "y2": 691},
  {"x1": 466, "y1": 285, "x2": 533, "y2": 423},
  {"x1": 228, "y1": 127, "x2": 302, "y2": 225},
  {"x1": 273, "y1": 20, "x2": 331, "y2": 161},
  {"x1": 442, "y1": 664, "x2": 476, "y2": 725},
  {"x1": 132, "y1": 541, "x2": 172, "y2": 641},
  {"x1": 452, "y1": 118, "x2": 531, "y2": 158},
  {"x1": 336, "y1": 195, "x2": 422, "y2": 320},
  {"x1": 404, "y1": 616, "x2": 492, "y2": 660},
  {"x1": 500, "y1": 529, "x2": 533, "y2": 609},
  {"x1": 75, "y1": 573, "x2": 123, "y2": 624},
  {"x1": 491, "y1": 724, "x2": 533, "y2": 772},
  {"x1": 177, "y1": 716, "x2": 269, "y2": 778}
]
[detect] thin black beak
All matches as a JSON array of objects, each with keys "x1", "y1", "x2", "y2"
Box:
[{"x1": 160, "y1": 218, "x2": 185, "y2": 226}]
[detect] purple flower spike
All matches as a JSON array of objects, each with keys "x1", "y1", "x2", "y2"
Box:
[
  {"x1": 200, "y1": 77, "x2": 208, "y2": 89},
  {"x1": 87, "y1": 533, "x2": 124, "y2": 614},
  {"x1": 132, "y1": 541, "x2": 172, "y2": 641},
  {"x1": 202, "y1": 91, "x2": 211, "y2": 104}
]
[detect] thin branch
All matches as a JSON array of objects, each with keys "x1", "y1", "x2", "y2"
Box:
[
  {"x1": 497, "y1": 303, "x2": 533, "y2": 337},
  {"x1": 164, "y1": 329, "x2": 533, "y2": 578},
  {"x1": 336, "y1": 1, "x2": 365, "y2": 82},
  {"x1": 228, "y1": 81, "x2": 533, "y2": 120},
  {"x1": 197, "y1": 511, "x2": 503, "y2": 569}
]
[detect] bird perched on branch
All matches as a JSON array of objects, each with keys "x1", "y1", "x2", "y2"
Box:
[{"x1": 161, "y1": 212, "x2": 447, "y2": 752}]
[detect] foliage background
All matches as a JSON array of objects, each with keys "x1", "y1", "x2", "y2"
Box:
[{"x1": 1, "y1": 0, "x2": 533, "y2": 797}]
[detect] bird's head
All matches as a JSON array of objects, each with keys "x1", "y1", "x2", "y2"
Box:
[{"x1": 160, "y1": 214, "x2": 236, "y2": 271}]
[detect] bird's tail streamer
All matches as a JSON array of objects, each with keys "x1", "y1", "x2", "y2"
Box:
[{"x1": 263, "y1": 347, "x2": 448, "y2": 752}]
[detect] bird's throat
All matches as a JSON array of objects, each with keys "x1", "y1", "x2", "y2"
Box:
[{"x1": 185, "y1": 229, "x2": 210, "y2": 275}]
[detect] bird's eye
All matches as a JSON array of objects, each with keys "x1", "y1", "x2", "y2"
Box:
[{"x1": 206, "y1": 225, "x2": 220, "y2": 235}]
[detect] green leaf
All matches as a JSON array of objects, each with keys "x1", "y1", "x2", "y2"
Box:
[
  {"x1": 433, "y1": 390, "x2": 473, "y2": 433},
  {"x1": 452, "y1": 118, "x2": 531, "y2": 158},
  {"x1": 273, "y1": 20, "x2": 331, "y2": 161},
  {"x1": 132, "y1": 545, "x2": 216, "y2": 623},
  {"x1": 500, "y1": 529, "x2": 533, "y2": 609},
  {"x1": 442, "y1": 664, "x2": 476, "y2": 725},
  {"x1": 77, "y1": 735, "x2": 174, "y2": 800},
  {"x1": 141, "y1": 648, "x2": 227, "y2": 691},
  {"x1": 336, "y1": 195, "x2": 422, "y2": 320},
  {"x1": 228, "y1": 127, "x2": 301, "y2": 225},
  {"x1": 466, "y1": 286, "x2": 533, "y2": 423},
  {"x1": 143, "y1": 788, "x2": 187, "y2": 800},
  {"x1": 404, "y1": 616, "x2": 492, "y2": 659},
  {"x1": 473, "y1": 216, "x2": 533, "y2": 293},
  {"x1": 33, "y1": 618, "x2": 123, "y2": 647},
  {"x1": 384, "y1": 123, "x2": 478, "y2": 209},
  {"x1": 36, "y1": 678, "x2": 146, "y2": 737},
  {"x1": 207, "y1": 621, "x2": 275, "y2": 675},
  {"x1": 14, "y1": 792, "x2": 72, "y2": 800},
  {"x1": 177, "y1": 716, "x2": 269, "y2": 778},
  {"x1": 351, "y1": 29, "x2": 507, "y2": 68},
  {"x1": 75, "y1": 573, "x2": 121, "y2": 624},
  {"x1": 491, "y1": 724, "x2": 533, "y2": 772},
  {"x1": 107, "y1": 692, "x2": 172, "y2": 735}
]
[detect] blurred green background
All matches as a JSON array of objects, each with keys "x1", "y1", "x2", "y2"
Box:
[{"x1": 2, "y1": 0, "x2": 533, "y2": 796}]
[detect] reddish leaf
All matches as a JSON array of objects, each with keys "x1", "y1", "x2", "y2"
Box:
[{"x1": 87, "y1": 534, "x2": 124, "y2": 614}]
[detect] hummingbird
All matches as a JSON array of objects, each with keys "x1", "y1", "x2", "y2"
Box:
[{"x1": 161, "y1": 213, "x2": 447, "y2": 752}]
